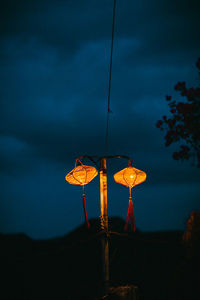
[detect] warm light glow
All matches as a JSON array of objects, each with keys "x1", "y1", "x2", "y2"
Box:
[
  {"x1": 65, "y1": 164, "x2": 98, "y2": 185},
  {"x1": 113, "y1": 166, "x2": 146, "y2": 187}
]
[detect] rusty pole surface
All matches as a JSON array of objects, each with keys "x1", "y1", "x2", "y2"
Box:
[{"x1": 100, "y1": 157, "x2": 109, "y2": 292}]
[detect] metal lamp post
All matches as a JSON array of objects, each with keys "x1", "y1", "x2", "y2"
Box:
[
  {"x1": 100, "y1": 157, "x2": 109, "y2": 291},
  {"x1": 65, "y1": 154, "x2": 146, "y2": 298}
]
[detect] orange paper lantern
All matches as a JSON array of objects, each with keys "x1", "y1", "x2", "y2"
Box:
[
  {"x1": 114, "y1": 166, "x2": 147, "y2": 231},
  {"x1": 65, "y1": 164, "x2": 98, "y2": 186},
  {"x1": 65, "y1": 161, "x2": 98, "y2": 228}
]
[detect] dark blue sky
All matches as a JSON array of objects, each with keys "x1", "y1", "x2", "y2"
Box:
[{"x1": 1, "y1": 0, "x2": 200, "y2": 239}]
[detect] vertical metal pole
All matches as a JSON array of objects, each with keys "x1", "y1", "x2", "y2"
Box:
[{"x1": 100, "y1": 157, "x2": 109, "y2": 293}]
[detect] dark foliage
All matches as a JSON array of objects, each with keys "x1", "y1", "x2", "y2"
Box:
[{"x1": 156, "y1": 58, "x2": 200, "y2": 167}]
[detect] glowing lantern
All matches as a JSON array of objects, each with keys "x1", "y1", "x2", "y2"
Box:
[
  {"x1": 114, "y1": 166, "x2": 146, "y2": 231},
  {"x1": 65, "y1": 159, "x2": 98, "y2": 228}
]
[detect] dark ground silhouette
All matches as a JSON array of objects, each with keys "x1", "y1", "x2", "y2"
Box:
[{"x1": 1, "y1": 216, "x2": 200, "y2": 299}]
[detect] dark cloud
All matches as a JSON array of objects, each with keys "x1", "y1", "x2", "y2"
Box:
[
  {"x1": 1, "y1": 0, "x2": 200, "y2": 57},
  {"x1": 1, "y1": 0, "x2": 200, "y2": 238}
]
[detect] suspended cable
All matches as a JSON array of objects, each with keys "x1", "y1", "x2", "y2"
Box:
[{"x1": 105, "y1": 0, "x2": 117, "y2": 154}]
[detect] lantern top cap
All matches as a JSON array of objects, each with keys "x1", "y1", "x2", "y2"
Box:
[{"x1": 113, "y1": 166, "x2": 147, "y2": 188}]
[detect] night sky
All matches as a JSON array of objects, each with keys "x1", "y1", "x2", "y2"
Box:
[{"x1": 1, "y1": 0, "x2": 200, "y2": 239}]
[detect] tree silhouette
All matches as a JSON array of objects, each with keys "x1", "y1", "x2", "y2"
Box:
[{"x1": 156, "y1": 58, "x2": 200, "y2": 167}]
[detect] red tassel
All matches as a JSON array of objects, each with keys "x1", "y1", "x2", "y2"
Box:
[
  {"x1": 129, "y1": 199, "x2": 136, "y2": 232},
  {"x1": 124, "y1": 199, "x2": 130, "y2": 231},
  {"x1": 124, "y1": 197, "x2": 136, "y2": 232},
  {"x1": 82, "y1": 186, "x2": 90, "y2": 228}
]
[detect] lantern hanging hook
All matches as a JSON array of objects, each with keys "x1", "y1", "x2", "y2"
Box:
[
  {"x1": 75, "y1": 157, "x2": 83, "y2": 168},
  {"x1": 128, "y1": 159, "x2": 132, "y2": 166}
]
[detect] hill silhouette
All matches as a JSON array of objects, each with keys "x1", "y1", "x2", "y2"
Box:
[{"x1": 1, "y1": 217, "x2": 200, "y2": 299}]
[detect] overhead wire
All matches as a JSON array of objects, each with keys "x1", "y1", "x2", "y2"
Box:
[{"x1": 105, "y1": 0, "x2": 117, "y2": 154}]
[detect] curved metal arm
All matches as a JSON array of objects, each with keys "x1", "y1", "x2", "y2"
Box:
[
  {"x1": 75, "y1": 154, "x2": 132, "y2": 170},
  {"x1": 101, "y1": 155, "x2": 132, "y2": 166},
  {"x1": 75, "y1": 155, "x2": 100, "y2": 168}
]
